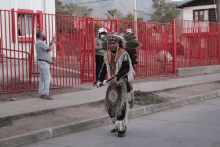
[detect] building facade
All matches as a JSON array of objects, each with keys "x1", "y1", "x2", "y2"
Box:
[{"x1": 0, "y1": 0, "x2": 55, "y2": 58}]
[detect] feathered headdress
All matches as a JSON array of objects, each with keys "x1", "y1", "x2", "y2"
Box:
[{"x1": 102, "y1": 32, "x2": 139, "y2": 67}]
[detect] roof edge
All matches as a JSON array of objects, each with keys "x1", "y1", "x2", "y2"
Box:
[{"x1": 176, "y1": 0, "x2": 195, "y2": 9}]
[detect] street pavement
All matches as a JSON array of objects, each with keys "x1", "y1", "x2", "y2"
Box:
[
  {"x1": 2, "y1": 73, "x2": 220, "y2": 118},
  {"x1": 23, "y1": 97, "x2": 220, "y2": 147}
]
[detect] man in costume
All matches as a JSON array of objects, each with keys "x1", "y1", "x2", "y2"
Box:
[
  {"x1": 96, "y1": 32, "x2": 139, "y2": 137},
  {"x1": 95, "y1": 28, "x2": 107, "y2": 84}
]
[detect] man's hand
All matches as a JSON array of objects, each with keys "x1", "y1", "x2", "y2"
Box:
[
  {"x1": 49, "y1": 37, "x2": 56, "y2": 46},
  {"x1": 96, "y1": 80, "x2": 102, "y2": 88},
  {"x1": 47, "y1": 46, "x2": 54, "y2": 52}
]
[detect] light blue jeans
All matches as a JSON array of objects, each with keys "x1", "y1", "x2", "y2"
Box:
[{"x1": 38, "y1": 61, "x2": 51, "y2": 96}]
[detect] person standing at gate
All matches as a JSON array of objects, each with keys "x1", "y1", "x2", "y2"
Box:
[
  {"x1": 95, "y1": 28, "x2": 107, "y2": 84},
  {"x1": 35, "y1": 31, "x2": 55, "y2": 100}
]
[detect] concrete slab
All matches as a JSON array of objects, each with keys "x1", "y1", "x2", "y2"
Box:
[
  {"x1": 0, "y1": 103, "x2": 35, "y2": 118},
  {"x1": 177, "y1": 65, "x2": 220, "y2": 77},
  {"x1": 1, "y1": 73, "x2": 220, "y2": 119}
]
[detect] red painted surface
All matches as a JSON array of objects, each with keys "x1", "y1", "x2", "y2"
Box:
[
  {"x1": 174, "y1": 18, "x2": 220, "y2": 68},
  {"x1": 1, "y1": 9, "x2": 220, "y2": 94}
]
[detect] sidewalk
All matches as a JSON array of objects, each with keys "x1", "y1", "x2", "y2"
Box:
[{"x1": 1, "y1": 73, "x2": 220, "y2": 118}]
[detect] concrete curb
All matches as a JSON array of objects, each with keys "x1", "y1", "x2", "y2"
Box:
[{"x1": 1, "y1": 90, "x2": 220, "y2": 147}]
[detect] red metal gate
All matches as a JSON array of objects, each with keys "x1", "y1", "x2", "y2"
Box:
[
  {"x1": 174, "y1": 19, "x2": 220, "y2": 68},
  {"x1": 117, "y1": 19, "x2": 175, "y2": 78},
  {"x1": 0, "y1": 10, "x2": 95, "y2": 94},
  {"x1": 94, "y1": 19, "x2": 175, "y2": 79}
]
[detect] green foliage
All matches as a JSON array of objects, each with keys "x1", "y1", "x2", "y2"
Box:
[
  {"x1": 55, "y1": 0, "x2": 71, "y2": 15},
  {"x1": 55, "y1": 0, "x2": 93, "y2": 17},
  {"x1": 123, "y1": 14, "x2": 134, "y2": 20},
  {"x1": 150, "y1": 0, "x2": 180, "y2": 23},
  {"x1": 123, "y1": 13, "x2": 144, "y2": 21},
  {"x1": 105, "y1": 9, "x2": 124, "y2": 19},
  {"x1": 137, "y1": 18, "x2": 144, "y2": 21}
]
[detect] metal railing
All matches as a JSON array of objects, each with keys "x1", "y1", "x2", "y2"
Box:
[{"x1": 1, "y1": 9, "x2": 220, "y2": 94}]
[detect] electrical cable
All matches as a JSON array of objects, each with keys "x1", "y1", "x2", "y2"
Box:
[{"x1": 76, "y1": 0, "x2": 109, "y2": 5}]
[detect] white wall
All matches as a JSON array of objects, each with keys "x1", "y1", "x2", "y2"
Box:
[
  {"x1": 0, "y1": 0, "x2": 55, "y2": 13},
  {"x1": 183, "y1": 5, "x2": 216, "y2": 20},
  {"x1": 0, "y1": 0, "x2": 56, "y2": 58},
  {"x1": 181, "y1": 5, "x2": 216, "y2": 33}
]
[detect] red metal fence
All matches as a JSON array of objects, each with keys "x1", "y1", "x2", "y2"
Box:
[
  {"x1": 1, "y1": 9, "x2": 220, "y2": 94},
  {"x1": 0, "y1": 10, "x2": 95, "y2": 93},
  {"x1": 95, "y1": 19, "x2": 175, "y2": 79},
  {"x1": 174, "y1": 19, "x2": 220, "y2": 68}
]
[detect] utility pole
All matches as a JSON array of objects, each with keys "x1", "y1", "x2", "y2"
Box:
[
  {"x1": 134, "y1": 0, "x2": 137, "y2": 37},
  {"x1": 217, "y1": 0, "x2": 220, "y2": 23}
]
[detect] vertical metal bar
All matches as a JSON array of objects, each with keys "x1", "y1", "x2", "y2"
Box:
[
  {"x1": 91, "y1": 18, "x2": 96, "y2": 83},
  {"x1": 172, "y1": 19, "x2": 177, "y2": 75},
  {"x1": 10, "y1": 10, "x2": 15, "y2": 92},
  {"x1": 26, "y1": 13, "x2": 29, "y2": 90},
  {"x1": 73, "y1": 17, "x2": 76, "y2": 85},
  {"x1": 77, "y1": 17, "x2": 80, "y2": 85},
  {"x1": 64, "y1": 15, "x2": 67, "y2": 86},
  {"x1": 81, "y1": 19, "x2": 85, "y2": 83},
  {"x1": 62, "y1": 16, "x2": 65, "y2": 86},
  {"x1": 4, "y1": 11, "x2": 9, "y2": 92},
  {"x1": 145, "y1": 22, "x2": 148, "y2": 77},
  {"x1": 8, "y1": 11, "x2": 12, "y2": 92},
  {"x1": 22, "y1": 12, "x2": 26, "y2": 91},
  {"x1": 60, "y1": 16, "x2": 63, "y2": 86},
  {"x1": 51, "y1": 14, "x2": 55, "y2": 87},
  {"x1": 48, "y1": 13, "x2": 52, "y2": 87},
  {"x1": 4, "y1": 11, "x2": 10, "y2": 92},
  {"x1": 57, "y1": 15, "x2": 60, "y2": 86},
  {"x1": 86, "y1": 18, "x2": 91, "y2": 82},
  {"x1": 210, "y1": 23, "x2": 213, "y2": 65},
  {"x1": 29, "y1": 13, "x2": 35, "y2": 89},
  {"x1": 1, "y1": 11, "x2": 4, "y2": 92},
  {"x1": 66, "y1": 16, "x2": 70, "y2": 86},
  {"x1": 153, "y1": 22, "x2": 155, "y2": 76},
  {"x1": 67, "y1": 16, "x2": 71, "y2": 86},
  {"x1": 28, "y1": 12, "x2": 31, "y2": 90},
  {"x1": 54, "y1": 14, "x2": 57, "y2": 86},
  {"x1": 115, "y1": 19, "x2": 118, "y2": 32},
  {"x1": 86, "y1": 18, "x2": 89, "y2": 83},
  {"x1": 16, "y1": 12, "x2": 20, "y2": 90},
  {"x1": 138, "y1": 22, "x2": 141, "y2": 78},
  {"x1": 70, "y1": 16, "x2": 74, "y2": 86}
]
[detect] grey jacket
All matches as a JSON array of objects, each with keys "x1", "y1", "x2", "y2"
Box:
[{"x1": 95, "y1": 37, "x2": 106, "y2": 56}]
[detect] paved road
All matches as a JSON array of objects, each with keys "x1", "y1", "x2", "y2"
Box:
[{"x1": 23, "y1": 98, "x2": 220, "y2": 147}]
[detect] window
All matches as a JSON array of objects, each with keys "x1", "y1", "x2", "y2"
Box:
[
  {"x1": 18, "y1": 14, "x2": 33, "y2": 36},
  {"x1": 11, "y1": 9, "x2": 43, "y2": 42},
  {"x1": 193, "y1": 9, "x2": 215, "y2": 22}
]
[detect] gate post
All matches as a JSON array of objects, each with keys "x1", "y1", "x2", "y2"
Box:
[
  {"x1": 91, "y1": 18, "x2": 96, "y2": 83},
  {"x1": 115, "y1": 19, "x2": 118, "y2": 32},
  {"x1": 29, "y1": 13, "x2": 36, "y2": 89},
  {"x1": 218, "y1": 24, "x2": 220, "y2": 63},
  {"x1": 145, "y1": 22, "x2": 148, "y2": 77},
  {"x1": 172, "y1": 18, "x2": 177, "y2": 75}
]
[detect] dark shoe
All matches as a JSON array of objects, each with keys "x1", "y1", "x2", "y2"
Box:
[
  {"x1": 42, "y1": 95, "x2": 54, "y2": 100},
  {"x1": 38, "y1": 95, "x2": 44, "y2": 98},
  {"x1": 118, "y1": 126, "x2": 127, "y2": 137},
  {"x1": 118, "y1": 131, "x2": 125, "y2": 137},
  {"x1": 110, "y1": 128, "x2": 117, "y2": 133}
]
